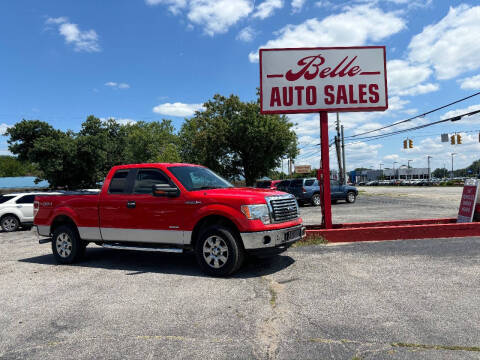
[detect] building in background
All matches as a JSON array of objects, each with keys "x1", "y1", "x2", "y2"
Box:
[{"x1": 350, "y1": 168, "x2": 430, "y2": 183}]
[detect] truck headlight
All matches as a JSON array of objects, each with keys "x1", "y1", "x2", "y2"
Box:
[{"x1": 240, "y1": 204, "x2": 271, "y2": 225}]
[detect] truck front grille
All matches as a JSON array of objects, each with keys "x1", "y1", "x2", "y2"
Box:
[{"x1": 268, "y1": 195, "x2": 298, "y2": 223}]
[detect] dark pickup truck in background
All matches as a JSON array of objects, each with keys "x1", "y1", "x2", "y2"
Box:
[{"x1": 276, "y1": 178, "x2": 358, "y2": 206}]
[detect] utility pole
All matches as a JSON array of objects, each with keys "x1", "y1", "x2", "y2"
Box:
[
  {"x1": 341, "y1": 125, "x2": 346, "y2": 184},
  {"x1": 335, "y1": 113, "x2": 343, "y2": 184},
  {"x1": 427, "y1": 156, "x2": 432, "y2": 181}
]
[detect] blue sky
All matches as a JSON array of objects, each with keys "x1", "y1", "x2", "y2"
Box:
[{"x1": 1, "y1": 0, "x2": 479, "y2": 172}]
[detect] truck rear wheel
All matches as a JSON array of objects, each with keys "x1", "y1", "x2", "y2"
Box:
[
  {"x1": 52, "y1": 225, "x2": 86, "y2": 264},
  {"x1": 195, "y1": 225, "x2": 244, "y2": 277}
]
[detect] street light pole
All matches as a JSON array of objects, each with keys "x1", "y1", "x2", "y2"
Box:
[
  {"x1": 427, "y1": 156, "x2": 432, "y2": 181},
  {"x1": 451, "y1": 153, "x2": 456, "y2": 178}
]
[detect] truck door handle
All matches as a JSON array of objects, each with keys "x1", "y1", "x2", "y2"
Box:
[{"x1": 126, "y1": 201, "x2": 136, "y2": 208}]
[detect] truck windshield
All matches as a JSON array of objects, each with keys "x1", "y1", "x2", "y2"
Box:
[{"x1": 168, "y1": 166, "x2": 233, "y2": 191}]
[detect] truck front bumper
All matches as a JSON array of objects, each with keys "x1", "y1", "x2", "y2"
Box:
[{"x1": 240, "y1": 225, "x2": 306, "y2": 254}]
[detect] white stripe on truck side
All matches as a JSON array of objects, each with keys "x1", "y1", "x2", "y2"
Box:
[
  {"x1": 100, "y1": 228, "x2": 191, "y2": 245},
  {"x1": 40, "y1": 226, "x2": 192, "y2": 245}
]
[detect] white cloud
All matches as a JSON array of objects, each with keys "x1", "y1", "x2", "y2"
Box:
[
  {"x1": 153, "y1": 102, "x2": 204, "y2": 117},
  {"x1": 0, "y1": 123, "x2": 12, "y2": 136},
  {"x1": 291, "y1": 0, "x2": 307, "y2": 13},
  {"x1": 314, "y1": 1, "x2": 332, "y2": 8},
  {"x1": 101, "y1": 117, "x2": 137, "y2": 125},
  {"x1": 459, "y1": 75, "x2": 480, "y2": 90},
  {"x1": 104, "y1": 82, "x2": 130, "y2": 89},
  {"x1": 145, "y1": 0, "x2": 187, "y2": 14},
  {"x1": 148, "y1": 0, "x2": 254, "y2": 36},
  {"x1": 188, "y1": 0, "x2": 253, "y2": 35},
  {"x1": 387, "y1": 59, "x2": 439, "y2": 96},
  {"x1": 253, "y1": 0, "x2": 283, "y2": 19},
  {"x1": 45, "y1": 17, "x2": 69, "y2": 25},
  {"x1": 408, "y1": 4, "x2": 480, "y2": 80},
  {"x1": 236, "y1": 26, "x2": 255, "y2": 42},
  {"x1": 249, "y1": 4, "x2": 406, "y2": 62},
  {"x1": 46, "y1": 17, "x2": 100, "y2": 53}
]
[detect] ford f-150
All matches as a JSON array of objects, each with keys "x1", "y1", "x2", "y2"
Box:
[{"x1": 34, "y1": 163, "x2": 305, "y2": 276}]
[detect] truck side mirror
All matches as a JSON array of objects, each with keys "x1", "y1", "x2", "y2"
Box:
[{"x1": 152, "y1": 183, "x2": 180, "y2": 198}]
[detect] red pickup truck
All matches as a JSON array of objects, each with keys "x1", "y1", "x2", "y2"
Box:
[{"x1": 34, "y1": 163, "x2": 305, "y2": 276}]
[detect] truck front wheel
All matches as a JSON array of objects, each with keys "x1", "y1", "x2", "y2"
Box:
[
  {"x1": 52, "y1": 225, "x2": 86, "y2": 264},
  {"x1": 195, "y1": 225, "x2": 244, "y2": 277}
]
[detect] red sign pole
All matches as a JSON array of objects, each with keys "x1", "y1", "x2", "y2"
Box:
[{"x1": 320, "y1": 111, "x2": 332, "y2": 229}]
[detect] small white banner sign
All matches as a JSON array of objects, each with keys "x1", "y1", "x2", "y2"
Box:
[
  {"x1": 457, "y1": 178, "x2": 479, "y2": 223},
  {"x1": 260, "y1": 46, "x2": 388, "y2": 114}
]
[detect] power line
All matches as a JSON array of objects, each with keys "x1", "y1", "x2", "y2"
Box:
[
  {"x1": 345, "y1": 91, "x2": 480, "y2": 139},
  {"x1": 344, "y1": 109, "x2": 480, "y2": 146}
]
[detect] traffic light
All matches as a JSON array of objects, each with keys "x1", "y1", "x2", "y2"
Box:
[
  {"x1": 408, "y1": 139, "x2": 413, "y2": 148},
  {"x1": 450, "y1": 135, "x2": 456, "y2": 145},
  {"x1": 456, "y1": 134, "x2": 462, "y2": 144},
  {"x1": 403, "y1": 139, "x2": 408, "y2": 149}
]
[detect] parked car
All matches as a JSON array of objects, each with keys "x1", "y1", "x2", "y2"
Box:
[
  {"x1": 277, "y1": 178, "x2": 358, "y2": 206},
  {"x1": 0, "y1": 192, "x2": 61, "y2": 232},
  {"x1": 255, "y1": 180, "x2": 281, "y2": 190},
  {"x1": 34, "y1": 163, "x2": 305, "y2": 276}
]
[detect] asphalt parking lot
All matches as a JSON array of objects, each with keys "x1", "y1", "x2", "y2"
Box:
[
  {"x1": 300, "y1": 186, "x2": 463, "y2": 225},
  {"x1": 1, "y1": 187, "x2": 479, "y2": 360}
]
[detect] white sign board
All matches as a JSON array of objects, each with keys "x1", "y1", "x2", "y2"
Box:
[
  {"x1": 260, "y1": 46, "x2": 388, "y2": 114},
  {"x1": 295, "y1": 165, "x2": 311, "y2": 174}
]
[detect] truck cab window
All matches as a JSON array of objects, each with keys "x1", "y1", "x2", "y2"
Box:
[
  {"x1": 108, "y1": 170, "x2": 129, "y2": 194},
  {"x1": 133, "y1": 169, "x2": 169, "y2": 194}
]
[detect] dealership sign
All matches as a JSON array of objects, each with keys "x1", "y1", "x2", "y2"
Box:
[{"x1": 260, "y1": 46, "x2": 388, "y2": 114}]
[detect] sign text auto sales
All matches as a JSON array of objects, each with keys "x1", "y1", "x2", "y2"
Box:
[{"x1": 259, "y1": 47, "x2": 388, "y2": 114}]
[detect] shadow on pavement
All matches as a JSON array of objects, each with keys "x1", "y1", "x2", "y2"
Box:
[{"x1": 18, "y1": 246, "x2": 295, "y2": 279}]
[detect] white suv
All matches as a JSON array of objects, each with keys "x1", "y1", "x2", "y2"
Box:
[{"x1": 0, "y1": 192, "x2": 61, "y2": 232}]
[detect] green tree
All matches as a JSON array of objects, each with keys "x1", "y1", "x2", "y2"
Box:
[
  {"x1": 124, "y1": 120, "x2": 180, "y2": 163},
  {"x1": 179, "y1": 94, "x2": 298, "y2": 186},
  {"x1": 0, "y1": 156, "x2": 38, "y2": 177},
  {"x1": 432, "y1": 167, "x2": 449, "y2": 178},
  {"x1": 5, "y1": 116, "x2": 181, "y2": 188}
]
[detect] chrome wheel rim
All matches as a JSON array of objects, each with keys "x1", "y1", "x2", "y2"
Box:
[
  {"x1": 2, "y1": 217, "x2": 17, "y2": 231},
  {"x1": 56, "y1": 233, "x2": 73, "y2": 258},
  {"x1": 313, "y1": 195, "x2": 320, "y2": 206},
  {"x1": 348, "y1": 193, "x2": 355, "y2": 202},
  {"x1": 203, "y1": 236, "x2": 228, "y2": 269}
]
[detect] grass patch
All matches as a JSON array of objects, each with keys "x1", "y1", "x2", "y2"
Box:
[
  {"x1": 292, "y1": 235, "x2": 327, "y2": 247},
  {"x1": 391, "y1": 342, "x2": 480, "y2": 352}
]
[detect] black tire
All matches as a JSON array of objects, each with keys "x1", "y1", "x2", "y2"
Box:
[
  {"x1": 51, "y1": 225, "x2": 86, "y2": 264},
  {"x1": 311, "y1": 193, "x2": 321, "y2": 207},
  {"x1": 346, "y1": 191, "x2": 356, "y2": 203},
  {"x1": 1, "y1": 215, "x2": 20, "y2": 232},
  {"x1": 195, "y1": 225, "x2": 244, "y2": 277}
]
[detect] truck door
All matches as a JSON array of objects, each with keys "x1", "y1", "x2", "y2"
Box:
[{"x1": 100, "y1": 168, "x2": 186, "y2": 245}]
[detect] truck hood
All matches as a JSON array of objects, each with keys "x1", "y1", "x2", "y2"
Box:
[{"x1": 196, "y1": 187, "x2": 288, "y2": 203}]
